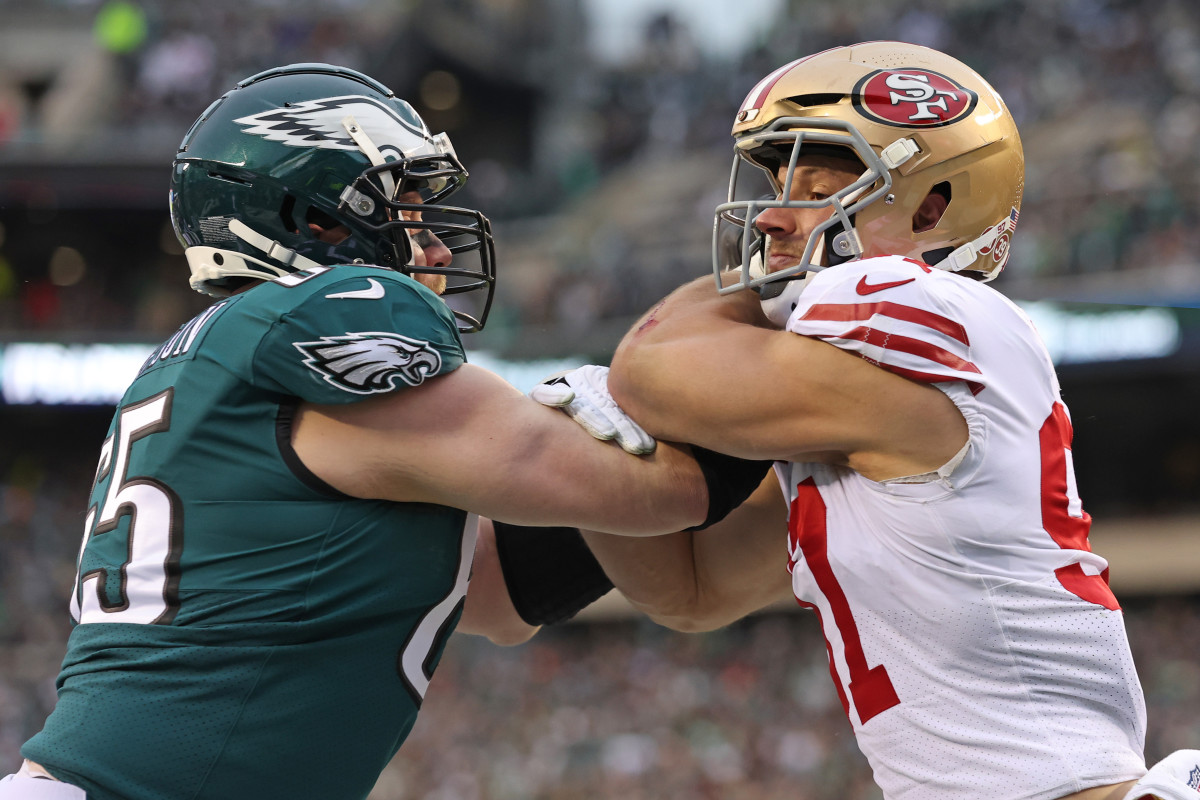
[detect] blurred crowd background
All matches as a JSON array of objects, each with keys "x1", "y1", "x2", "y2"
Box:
[
  {"x1": 1, "y1": 0, "x2": 1199, "y2": 798},
  {"x1": 3, "y1": 0, "x2": 1200, "y2": 344}
]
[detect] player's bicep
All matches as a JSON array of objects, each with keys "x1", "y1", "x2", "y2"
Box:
[{"x1": 613, "y1": 324, "x2": 875, "y2": 455}]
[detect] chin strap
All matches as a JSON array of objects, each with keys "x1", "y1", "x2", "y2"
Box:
[
  {"x1": 757, "y1": 273, "x2": 811, "y2": 328},
  {"x1": 184, "y1": 246, "x2": 278, "y2": 296},
  {"x1": 228, "y1": 218, "x2": 324, "y2": 271},
  {"x1": 942, "y1": 207, "x2": 1020, "y2": 280},
  {"x1": 342, "y1": 114, "x2": 395, "y2": 196},
  {"x1": 339, "y1": 113, "x2": 419, "y2": 267},
  {"x1": 185, "y1": 218, "x2": 327, "y2": 296}
]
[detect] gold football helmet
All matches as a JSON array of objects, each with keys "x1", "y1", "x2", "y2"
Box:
[{"x1": 715, "y1": 41, "x2": 1024, "y2": 295}]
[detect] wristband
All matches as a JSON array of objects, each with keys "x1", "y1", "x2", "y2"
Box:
[{"x1": 686, "y1": 446, "x2": 774, "y2": 531}]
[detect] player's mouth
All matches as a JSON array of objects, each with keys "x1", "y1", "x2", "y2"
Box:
[{"x1": 767, "y1": 251, "x2": 805, "y2": 273}]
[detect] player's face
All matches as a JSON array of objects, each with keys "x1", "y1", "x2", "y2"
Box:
[
  {"x1": 755, "y1": 155, "x2": 861, "y2": 273},
  {"x1": 305, "y1": 193, "x2": 453, "y2": 293},
  {"x1": 396, "y1": 190, "x2": 452, "y2": 294}
]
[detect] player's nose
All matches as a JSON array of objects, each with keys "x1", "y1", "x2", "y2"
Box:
[
  {"x1": 420, "y1": 231, "x2": 452, "y2": 268},
  {"x1": 755, "y1": 205, "x2": 798, "y2": 238}
]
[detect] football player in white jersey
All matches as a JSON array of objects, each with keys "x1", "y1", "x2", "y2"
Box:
[{"x1": 536, "y1": 42, "x2": 1200, "y2": 800}]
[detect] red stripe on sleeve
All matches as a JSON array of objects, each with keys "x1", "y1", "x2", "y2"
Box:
[
  {"x1": 874, "y1": 363, "x2": 985, "y2": 395},
  {"x1": 825, "y1": 326, "x2": 981, "y2": 376},
  {"x1": 801, "y1": 301, "x2": 970, "y2": 345}
]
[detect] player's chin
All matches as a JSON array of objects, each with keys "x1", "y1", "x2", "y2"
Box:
[{"x1": 414, "y1": 272, "x2": 448, "y2": 295}]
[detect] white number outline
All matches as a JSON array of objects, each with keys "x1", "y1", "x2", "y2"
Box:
[
  {"x1": 397, "y1": 513, "x2": 477, "y2": 703},
  {"x1": 71, "y1": 389, "x2": 184, "y2": 625}
]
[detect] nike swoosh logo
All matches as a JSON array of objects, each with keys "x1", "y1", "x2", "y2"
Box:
[
  {"x1": 326, "y1": 278, "x2": 386, "y2": 300},
  {"x1": 856, "y1": 276, "x2": 915, "y2": 295}
]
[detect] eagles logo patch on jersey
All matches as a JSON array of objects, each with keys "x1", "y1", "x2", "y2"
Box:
[{"x1": 294, "y1": 332, "x2": 443, "y2": 394}]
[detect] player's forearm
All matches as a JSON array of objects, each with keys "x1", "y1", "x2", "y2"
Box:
[
  {"x1": 581, "y1": 527, "x2": 782, "y2": 633},
  {"x1": 458, "y1": 518, "x2": 540, "y2": 645},
  {"x1": 581, "y1": 473, "x2": 791, "y2": 632},
  {"x1": 580, "y1": 529, "x2": 716, "y2": 632},
  {"x1": 486, "y1": 436, "x2": 707, "y2": 534},
  {"x1": 430, "y1": 401, "x2": 708, "y2": 533},
  {"x1": 618, "y1": 276, "x2": 767, "y2": 356},
  {"x1": 294, "y1": 365, "x2": 707, "y2": 534}
]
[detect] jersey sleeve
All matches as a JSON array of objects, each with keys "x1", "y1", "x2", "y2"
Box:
[
  {"x1": 251, "y1": 270, "x2": 466, "y2": 404},
  {"x1": 787, "y1": 256, "x2": 986, "y2": 395}
]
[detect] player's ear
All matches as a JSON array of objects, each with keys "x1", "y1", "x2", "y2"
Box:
[
  {"x1": 307, "y1": 223, "x2": 352, "y2": 245},
  {"x1": 913, "y1": 191, "x2": 949, "y2": 233}
]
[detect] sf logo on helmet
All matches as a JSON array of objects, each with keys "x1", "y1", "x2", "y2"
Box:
[{"x1": 853, "y1": 69, "x2": 978, "y2": 128}]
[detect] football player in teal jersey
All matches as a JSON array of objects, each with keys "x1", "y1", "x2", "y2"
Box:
[{"x1": 0, "y1": 64, "x2": 760, "y2": 800}]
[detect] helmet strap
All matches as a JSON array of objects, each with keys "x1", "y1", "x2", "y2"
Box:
[
  {"x1": 340, "y1": 114, "x2": 418, "y2": 267},
  {"x1": 341, "y1": 114, "x2": 394, "y2": 196},
  {"x1": 757, "y1": 273, "x2": 811, "y2": 328},
  {"x1": 942, "y1": 208, "x2": 1019, "y2": 279},
  {"x1": 228, "y1": 218, "x2": 324, "y2": 272}
]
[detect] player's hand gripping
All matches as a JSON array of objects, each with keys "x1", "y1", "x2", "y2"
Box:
[{"x1": 529, "y1": 365, "x2": 657, "y2": 455}]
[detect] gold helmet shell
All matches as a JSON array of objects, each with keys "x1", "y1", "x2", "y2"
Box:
[{"x1": 715, "y1": 41, "x2": 1024, "y2": 294}]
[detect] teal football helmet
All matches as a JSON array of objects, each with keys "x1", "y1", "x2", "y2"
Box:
[{"x1": 170, "y1": 63, "x2": 496, "y2": 332}]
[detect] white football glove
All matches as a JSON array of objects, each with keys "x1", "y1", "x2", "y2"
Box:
[{"x1": 529, "y1": 364, "x2": 656, "y2": 455}]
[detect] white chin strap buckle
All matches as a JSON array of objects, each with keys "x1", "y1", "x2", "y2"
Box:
[{"x1": 879, "y1": 137, "x2": 919, "y2": 170}]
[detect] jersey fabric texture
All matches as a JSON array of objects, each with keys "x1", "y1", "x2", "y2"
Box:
[
  {"x1": 776, "y1": 256, "x2": 1148, "y2": 800},
  {"x1": 24, "y1": 266, "x2": 476, "y2": 800}
]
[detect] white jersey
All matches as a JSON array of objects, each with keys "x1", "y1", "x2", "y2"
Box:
[{"x1": 777, "y1": 256, "x2": 1147, "y2": 800}]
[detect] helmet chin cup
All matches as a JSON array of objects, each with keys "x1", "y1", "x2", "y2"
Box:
[{"x1": 757, "y1": 274, "x2": 811, "y2": 328}]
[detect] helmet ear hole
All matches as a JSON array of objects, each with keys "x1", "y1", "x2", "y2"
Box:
[
  {"x1": 913, "y1": 182, "x2": 952, "y2": 233},
  {"x1": 305, "y1": 205, "x2": 342, "y2": 235},
  {"x1": 279, "y1": 195, "x2": 300, "y2": 234}
]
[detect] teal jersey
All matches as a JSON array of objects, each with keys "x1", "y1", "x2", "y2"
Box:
[{"x1": 25, "y1": 266, "x2": 475, "y2": 800}]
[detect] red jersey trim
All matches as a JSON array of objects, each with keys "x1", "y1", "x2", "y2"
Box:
[
  {"x1": 800, "y1": 300, "x2": 970, "y2": 346},
  {"x1": 825, "y1": 326, "x2": 981, "y2": 376}
]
